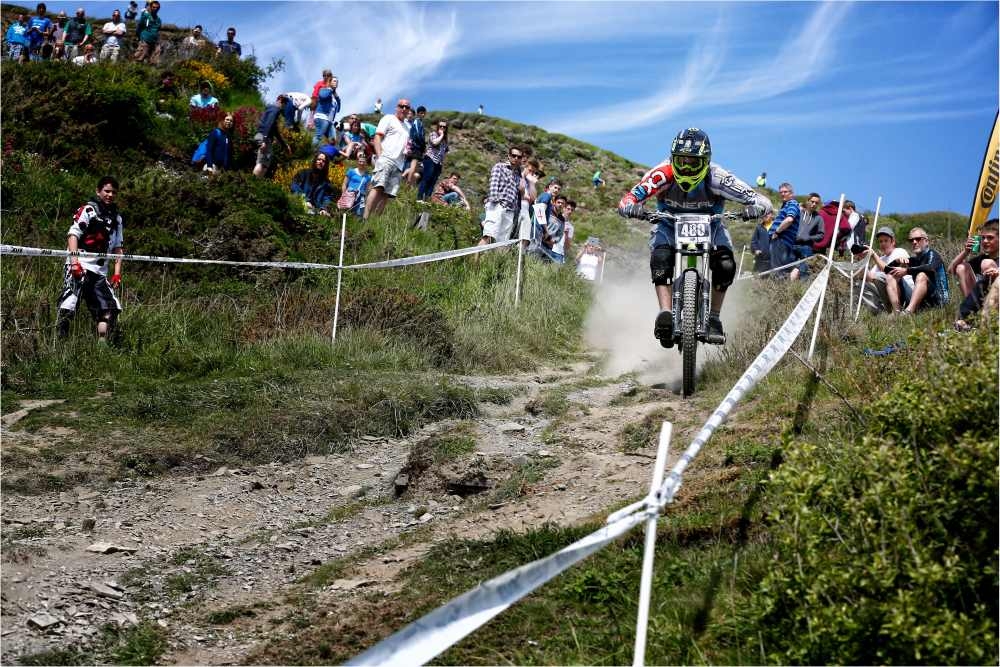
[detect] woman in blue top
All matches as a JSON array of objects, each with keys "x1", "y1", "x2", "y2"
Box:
[
  {"x1": 341, "y1": 154, "x2": 372, "y2": 217},
  {"x1": 291, "y1": 153, "x2": 335, "y2": 216},
  {"x1": 204, "y1": 113, "x2": 233, "y2": 174}
]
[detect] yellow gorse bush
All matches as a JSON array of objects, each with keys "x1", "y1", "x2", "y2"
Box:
[{"x1": 177, "y1": 60, "x2": 230, "y2": 94}]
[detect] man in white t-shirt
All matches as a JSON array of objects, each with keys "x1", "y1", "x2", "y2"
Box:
[
  {"x1": 365, "y1": 98, "x2": 410, "y2": 220},
  {"x1": 99, "y1": 9, "x2": 125, "y2": 61},
  {"x1": 863, "y1": 226, "x2": 909, "y2": 313}
]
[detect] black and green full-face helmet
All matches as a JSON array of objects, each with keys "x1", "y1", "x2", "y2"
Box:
[{"x1": 670, "y1": 128, "x2": 711, "y2": 192}]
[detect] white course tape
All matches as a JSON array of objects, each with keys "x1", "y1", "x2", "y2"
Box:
[
  {"x1": 736, "y1": 251, "x2": 827, "y2": 281},
  {"x1": 0, "y1": 239, "x2": 519, "y2": 272},
  {"x1": 653, "y1": 265, "x2": 831, "y2": 507},
  {"x1": 347, "y1": 509, "x2": 651, "y2": 667}
]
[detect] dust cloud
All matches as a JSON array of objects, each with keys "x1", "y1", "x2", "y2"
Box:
[{"x1": 584, "y1": 255, "x2": 757, "y2": 388}]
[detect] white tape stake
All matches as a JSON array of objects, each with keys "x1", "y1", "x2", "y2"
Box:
[
  {"x1": 737, "y1": 244, "x2": 747, "y2": 278},
  {"x1": 633, "y1": 421, "x2": 672, "y2": 667},
  {"x1": 598, "y1": 252, "x2": 606, "y2": 284},
  {"x1": 514, "y1": 240, "x2": 524, "y2": 308},
  {"x1": 808, "y1": 194, "x2": 845, "y2": 360},
  {"x1": 854, "y1": 196, "x2": 883, "y2": 321},
  {"x1": 331, "y1": 214, "x2": 348, "y2": 344}
]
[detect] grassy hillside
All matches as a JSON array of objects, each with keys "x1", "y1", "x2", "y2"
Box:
[{"x1": 1, "y1": 18, "x2": 995, "y2": 667}]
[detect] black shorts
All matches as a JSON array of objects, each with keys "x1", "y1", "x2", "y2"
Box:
[{"x1": 57, "y1": 267, "x2": 121, "y2": 316}]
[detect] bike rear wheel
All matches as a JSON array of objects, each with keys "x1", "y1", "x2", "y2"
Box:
[{"x1": 681, "y1": 270, "x2": 699, "y2": 397}]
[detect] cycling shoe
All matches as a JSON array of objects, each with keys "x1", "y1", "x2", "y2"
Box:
[
  {"x1": 705, "y1": 314, "x2": 726, "y2": 344},
  {"x1": 654, "y1": 310, "x2": 674, "y2": 348}
]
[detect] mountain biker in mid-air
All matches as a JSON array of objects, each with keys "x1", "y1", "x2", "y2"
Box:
[{"x1": 618, "y1": 128, "x2": 773, "y2": 346}]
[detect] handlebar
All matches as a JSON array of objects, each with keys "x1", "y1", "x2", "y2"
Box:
[{"x1": 645, "y1": 210, "x2": 727, "y2": 224}]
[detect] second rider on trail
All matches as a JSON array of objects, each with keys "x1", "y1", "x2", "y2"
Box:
[{"x1": 618, "y1": 128, "x2": 773, "y2": 346}]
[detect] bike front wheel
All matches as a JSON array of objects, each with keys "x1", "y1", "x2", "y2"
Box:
[{"x1": 681, "y1": 270, "x2": 699, "y2": 397}]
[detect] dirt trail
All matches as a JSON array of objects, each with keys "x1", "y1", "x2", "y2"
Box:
[{"x1": 1, "y1": 363, "x2": 707, "y2": 664}]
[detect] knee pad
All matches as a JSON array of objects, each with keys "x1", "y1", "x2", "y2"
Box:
[
  {"x1": 650, "y1": 246, "x2": 674, "y2": 286},
  {"x1": 710, "y1": 248, "x2": 736, "y2": 290},
  {"x1": 99, "y1": 310, "x2": 118, "y2": 330}
]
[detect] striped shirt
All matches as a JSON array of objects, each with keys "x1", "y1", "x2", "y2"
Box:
[
  {"x1": 487, "y1": 161, "x2": 520, "y2": 211},
  {"x1": 425, "y1": 131, "x2": 448, "y2": 165}
]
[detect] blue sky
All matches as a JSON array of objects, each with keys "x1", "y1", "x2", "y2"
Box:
[{"x1": 46, "y1": 1, "x2": 999, "y2": 214}]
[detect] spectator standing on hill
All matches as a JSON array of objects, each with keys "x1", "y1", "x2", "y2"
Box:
[
  {"x1": 532, "y1": 179, "x2": 562, "y2": 245},
  {"x1": 216, "y1": 26, "x2": 241, "y2": 57},
  {"x1": 863, "y1": 226, "x2": 909, "y2": 313},
  {"x1": 576, "y1": 237, "x2": 605, "y2": 281},
  {"x1": 5, "y1": 14, "x2": 30, "y2": 61},
  {"x1": 789, "y1": 191, "x2": 825, "y2": 281},
  {"x1": 516, "y1": 158, "x2": 543, "y2": 248},
  {"x1": 402, "y1": 106, "x2": 427, "y2": 186},
  {"x1": 50, "y1": 11, "x2": 67, "y2": 59},
  {"x1": 124, "y1": 1, "x2": 138, "y2": 22},
  {"x1": 179, "y1": 24, "x2": 206, "y2": 58},
  {"x1": 417, "y1": 118, "x2": 449, "y2": 200},
  {"x1": 253, "y1": 94, "x2": 291, "y2": 178},
  {"x1": 554, "y1": 199, "x2": 577, "y2": 262},
  {"x1": 769, "y1": 182, "x2": 801, "y2": 280},
  {"x1": 204, "y1": 113, "x2": 234, "y2": 174},
  {"x1": 479, "y1": 146, "x2": 523, "y2": 246},
  {"x1": 26, "y1": 4, "x2": 53, "y2": 61},
  {"x1": 340, "y1": 154, "x2": 372, "y2": 217},
  {"x1": 751, "y1": 211, "x2": 772, "y2": 274},
  {"x1": 839, "y1": 200, "x2": 868, "y2": 256},
  {"x1": 365, "y1": 98, "x2": 410, "y2": 220},
  {"x1": 291, "y1": 153, "x2": 335, "y2": 216},
  {"x1": 756, "y1": 171, "x2": 767, "y2": 189},
  {"x1": 532, "y1": 194, "x2": 567, "y2": 262},
  {"x1": 71, "y1": 42, "x2": 97, "y2": 64},
  {"x1": 477, "y1": 104, "x2": 484, "y2": 115},
  {"x1": 282, "y1": 92, "x2": 311, "y2": 131},
  {"x1": 432, "y1": 173, "x2": 470, "y2": 209},
  {"x1": 63, "y1": 7, "x2": 92, "y2": 61},
  {"x1": 891, "y1": 227, "x2": 947, "y2": 313},
  {"x1": 339, "y1": 115, "x2": 373, "y2": 160},
  {"x1": 56, "y1": 176, "x2": 124, "y2": 342},
  {"x1": 99, "y1": 9, "x2": 126, "y2": 61},
  {"x1": 132, "y1": 0, "x2": 162, "y2": 64},
  {"x1": 310, "y1": 70, "x2": 340, "y2": 148},
  {"x1": 373, "y1": 98, "x2": 383, "y2": 115},
  {"x1": 950, "y1": 218, "x2": 999, "y2": 331},
  {"x1": 189, "y1": 82, "x2": 219, "y2": 110}
]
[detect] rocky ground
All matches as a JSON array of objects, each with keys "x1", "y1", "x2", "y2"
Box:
[{"x1": 1, "y1": 363, "x2": 707, "y2": 665}]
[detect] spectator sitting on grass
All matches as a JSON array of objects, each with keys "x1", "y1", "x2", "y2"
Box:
[
  {"x1": 339, "y1": 115, "x2": 372, "y2": 160},
  {"x1": 751, "y1": 211, "x2": 772, "y2": 274},
  {"x1": 531, "y1": 193, "x2": 567, "y2": 262},
  {"x1": 216, "y1": 26, "x2": 241, "y2": 57},
  {"x1": 56, "y1": 176, "x2": 124, "y2": 342},
  {"x1": 71, "y1": 42, "x2": 96, "y2": 64},
  {"x1": 890, "y1": 227, "x2": 947, "y2": 313},
  {"x1": 341, "y1": 154, "x2": 372, "y2": 217},
  {"x1": 950, "y1": 218, "x2": 999, "y2": 331},
  {"x1": 6, "y1": 14, "x2": 30, "y2": 61},
  {"x1": 291, "y1": 153, "x2": 335, "y2": 217},
  {"x1": 189, "y1": 82, "x2": 219, "y2": 110},
  {"x1": 789, "y1": 192, "x2": 825, "y2": 281},
  {"x1": 203, "y1": 112, "x2": 234, "y2": 174},
  {"x1": 253, "y1": 94, "x2": 292, "y2": 178},
  {"x1": 431, "y1": 172, "x2": 470, "y2": 209},
  {"x1": 863, "y1": 226, "x2": 909, "y2": 314},
  {"x1": 99, "y1": 9, "x2": 126, "y2": 61},
  {"x1": 592, "y1": 169, "x2": 605, "y2": 188}
]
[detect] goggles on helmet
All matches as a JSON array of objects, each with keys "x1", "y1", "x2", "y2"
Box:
[{"x1": 673, "y1": 155, "x2": 707, "y2": 175}]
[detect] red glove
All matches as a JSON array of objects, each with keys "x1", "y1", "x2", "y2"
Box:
[
  {"x1": 70, "y1": 262, "x2": 84, "y2": 279},
  {"x1": 109, "y1": 274, "x2": 121, "y2": 289}
]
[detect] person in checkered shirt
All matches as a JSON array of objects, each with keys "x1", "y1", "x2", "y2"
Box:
[{"x1": 478, "y1": 145, "x2": 525, "y2": 246}]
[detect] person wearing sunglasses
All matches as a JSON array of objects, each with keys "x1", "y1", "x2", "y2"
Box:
[
  {"x1": 617, "y1": 127, "x2": 772, "y2": 346},
  {"x1": 479, "y1": 145, "x2": 526, "y2": 246},
  {"x1": 949, "y1": 218, "x2": 999, "y2": 331},
  {"x1": 888, "y1": 227, "x2": 948, "y2": 313},
  {"x1": 365, "y1": 98, "x2": 411, "y2": 220}
]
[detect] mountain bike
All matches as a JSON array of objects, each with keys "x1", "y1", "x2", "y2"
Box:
[{"x1": 647, "y1": 211, "x2": 729, "y2": 397}]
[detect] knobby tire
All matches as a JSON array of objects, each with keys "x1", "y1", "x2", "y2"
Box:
[{"x1": 682, "y1": 271, "x2": 698, "y2": 397}]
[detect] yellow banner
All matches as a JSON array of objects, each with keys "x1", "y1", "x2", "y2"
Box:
[{"x1": 969, "y1": 111, "x2": 999, "y2": 236}]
